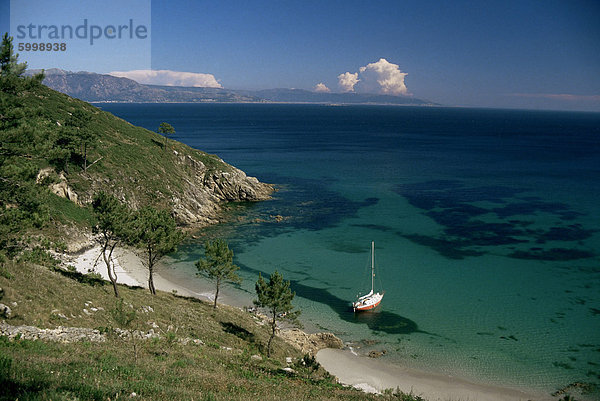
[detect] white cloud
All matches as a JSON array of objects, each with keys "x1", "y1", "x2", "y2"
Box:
[
  {"x1": 337, "y1": 72, "x2": 359, "y2": 92},
  {"x1": 109, "y1": 69, "x2": 222, "y2": 88},
  {"x1": 358, "y1": 58, "x2": 408, "y2": 95},
  {"x1": 314, "y1": 82, "x2": 331, "y2": 93},
  {"x1": 330, "y1": 59, "x2": 409, "y2": 95}
]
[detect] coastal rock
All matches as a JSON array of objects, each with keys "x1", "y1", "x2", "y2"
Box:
[
  {"x1": 368, "y1": 350, "x2": 387, "y2": 358},
  {"x1": 0, "y1": 321, "x2": 212, "y2": 347},
  {"x1": 168, "y1": 154, "x2": 273, "y2": 226},
  {"x1": 552, "y1": 382, "x2": 598, "y2": 397},
  {"x1": 279, "y1": 328, "x2": 344, "y2": 355},
  {"x1": 78, "y1": 152, "x2": 271, "y2": 229}
]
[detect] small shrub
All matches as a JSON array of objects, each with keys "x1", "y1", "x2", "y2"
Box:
[
  {"x1": 19, "y1": 247, "x2": 60, "y2": 268},
  {"x1": 301, "y1": 353, "x2": 320, "y2": 371},
  {"x1": 53, "y1": 240, "x2": 67, "y2": 252},
  {"x1": 86, "y1": 271, "x2": 103, "y2": 281},
  {"x1": 165, "y1": 330, "x2": 177, "y2": 345},
  {"x1": 110, "y1": 299, "x2": 136, "y2": 328}
]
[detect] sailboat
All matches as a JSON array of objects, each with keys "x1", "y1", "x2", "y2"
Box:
[{"x1": 352, "y1": 241, "x2": 384, "y2": 312}]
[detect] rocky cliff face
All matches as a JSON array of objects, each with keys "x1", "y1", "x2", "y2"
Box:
[
  {"x1": 45, "y1": 150, "x2": 273, "y2": 230},
  {"x1": 169, "y1": 152, "x2": 273, "y2": 226}
]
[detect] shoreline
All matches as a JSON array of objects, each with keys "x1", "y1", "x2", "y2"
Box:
[
  {"x1": 67, "y1": 245, "x2": 214, "y2": 301},
  {"x1": 316, "y1": 348, "x2": 549, "y2": 400},
  {"x1": 68, "y1": 245, "x2": 551, "y2": 400}
]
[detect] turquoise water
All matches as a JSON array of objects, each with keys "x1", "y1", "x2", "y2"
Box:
[{"x1": 98, "y1": 104, "x2": 600, "y2": 396}]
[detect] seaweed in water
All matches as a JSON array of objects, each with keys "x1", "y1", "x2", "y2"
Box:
[
  {"x1": 394, "y1": 180, "x2": 596, "y2": 261},
  {"x1": 508, "y1": 248, "x2": 594, "y2": 261}
]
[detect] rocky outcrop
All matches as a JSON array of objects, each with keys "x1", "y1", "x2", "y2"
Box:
[
  {"x1": 36, "y1": 151, "x2": 273, "y2": 229},
  {"x1": 169, "y1": 152, "x2": 273, "y2": 227},
  {"x1": 0, "y1": 321, "x2": 209, "y2": 346},
  {"x1": 279, "y1": 328, "x2": 344, "y2": 355},
  {"x1": 36, "y1": 168, "x2": 81, "y2": 205},
  {"x1": 368, "y1": 350, "x2": 387, "y2": 358},
  {"x1": 0, "y1": 321, "x2": 106, "y2": 343}
]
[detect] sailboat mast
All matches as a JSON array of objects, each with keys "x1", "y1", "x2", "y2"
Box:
[{"x1": 371, "y1": 241, "x2": 375, "y2": 292}]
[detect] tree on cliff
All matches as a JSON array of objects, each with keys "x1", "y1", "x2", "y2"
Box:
[
  {"x1": 0, "y1": 33, "x2": 27, "y2": 78},
  {"x1": 195, "y1": 239, "x2": 241, "y2": 309},
  {"x1": 254, "y1": 270, "x2": 300, "y2": 357},
  {"x1": 130, "y1": 207, "x2": 183, "y2": 295},
  {"x1": 157, "y1": 122, "x2": 175, "y2": 152},
  {"x1": 0, "y1": 33, "x2": 45, "y2": 256},
  {"x1": 0, "y1": 33, "x2": 43, "y2": 94},
  {"x1": 92, "y1": 191, "x2": 132, "y2": 298}
]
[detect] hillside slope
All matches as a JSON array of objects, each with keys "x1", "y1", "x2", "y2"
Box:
[
  {"x1": 1, "y1": 80, "x2": 272, "y2": 250},
  {"x1": 0, "y1": 258, "x2": 379, "y2": 401}
]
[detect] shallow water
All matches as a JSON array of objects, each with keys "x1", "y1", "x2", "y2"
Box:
[{"x1": 98, "y1": 103, "x2": 600, "y2": 396}]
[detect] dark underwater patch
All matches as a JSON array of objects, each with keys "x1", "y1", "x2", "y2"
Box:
[
  {"x1": 509, "y1": 248, "x2": 594, "y2": 261},
  {"x1": 394, "y1": 180, "x2": 596, "y2": 261},
  {"x1": 351, "y1": 223, "x2": 395, "y2": 232},
  {"x1": 250, "y1": 175, "x2": 380, "y2": 232},
  {"x1": 535, "y1": 225, "x2": 596, "y2": 242},
  {"x1": 325, "y1": 241, "x2": 371, "y2": 254},
  {"x1": 402, "y1": 234, "x2": 484, "y2": 259}
]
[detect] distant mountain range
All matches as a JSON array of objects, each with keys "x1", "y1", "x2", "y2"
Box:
[{"x1": 30, "y1": 69, "x2": 437, "y2": 105}]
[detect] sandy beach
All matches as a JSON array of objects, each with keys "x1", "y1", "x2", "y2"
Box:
[
  {"x1": 316, "y1": 348, "x2": 550, "y2": 400},
  {"x1": 69, "y1": 245, "x2": 551, "y2": 401},
  {"x1": 68, "y1": 245, "x2": 214, "y2": 301}
]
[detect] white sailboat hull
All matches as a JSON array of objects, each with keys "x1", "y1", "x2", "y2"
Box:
[{"x1": 353, "y1": 292, "x2": 384, "y2": 311}]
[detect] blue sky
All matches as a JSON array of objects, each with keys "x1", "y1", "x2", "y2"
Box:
[{"x1": 2, "y1": 0, "x2": 599, "y2": 111}]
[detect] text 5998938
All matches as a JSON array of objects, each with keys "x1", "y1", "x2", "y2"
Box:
[{"x1": 18, "y1": 43, "x2": 67, "y2": 51}]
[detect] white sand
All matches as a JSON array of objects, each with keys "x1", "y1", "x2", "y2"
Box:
[
  {"x1": 70, "y1": 246, "x2": 142, "y2": 287},
  {"x1": 316, "y1": 348, "x2": 550, "y2": 401},
  {"x1": 69, "y1": 245, "x2": 211, "y2": 300}
]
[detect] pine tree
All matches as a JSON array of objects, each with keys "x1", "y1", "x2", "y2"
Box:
[
  {"x1": 195, "y1": 239, "x2": 241, "y2": 308},
  {"x1": 0, "y1": 33, "x2": 27, "y2": 78},
  {"x1": 130, "y1": 207, "x2": 183, "y2": 295},
  {"x1": 92, "y1": 192, "x2": 132, "y2": 297},
  {"x1": 254, "y1": 270, "x2": 300, "y2": 357},
  {"x1": 157, "y1": 122, "x2": 175, "y2": 152},
  {"x1": 0, "y1": 33, "x2": 42, "y2": 95}
]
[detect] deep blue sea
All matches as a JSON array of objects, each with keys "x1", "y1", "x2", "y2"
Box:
[{"x1": 98, "y1": 103, "x2": 600, "y2": 396}]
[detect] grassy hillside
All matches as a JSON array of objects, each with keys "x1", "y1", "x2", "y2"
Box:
[{"x1": 1, "y1": 70, "x2": 271, "y2": 256}]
